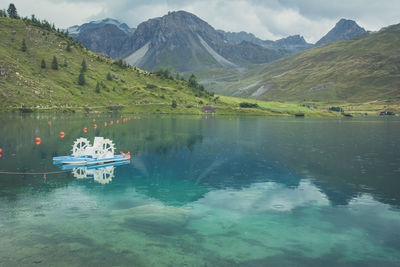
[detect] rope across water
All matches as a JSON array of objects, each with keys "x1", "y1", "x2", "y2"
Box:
[{"x1": 0, "y1": 170, "x2": 70, "y2": 179}]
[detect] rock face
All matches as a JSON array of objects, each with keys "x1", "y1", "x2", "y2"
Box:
[
  {"x1": 217, "y1": 30, "x2": 266, "y2": 46},
  {"x1": 315, "y1": 19, "x2": 367, "y2": 46},
  {"x1": 122, "y1": 10, "x2": 287, "y2": 71},
  {"x1": 68, "y1": 18, "x2": 134, "y2": 59},
  {"x1": 219, "y1": 31, "x2": 313, "y2": 54},
  {"x1": 68, "y1": 14, "x2": 368, "y2": 72},
  {"x1": 263, "y1": 35, "x2": 313, "y2": 54},
  {"x1": 121, "y1": 11, "x2": 292, "y2": 71},
  {"x1": 121, "y1": 10, "x2": 230, "y2": 71},
  {"x1": 70, "y1": 11, "x2": 291, "y2": 72}
]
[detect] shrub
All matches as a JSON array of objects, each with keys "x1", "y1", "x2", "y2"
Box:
[
  {"x1": 40, "y1": 59, "x2": 46, "y2": 69},
  {"x1": 171, "y1": 100, "x2": 177, "y2": 108},
  {"x1": 239, "y1": 102, "x2": 259, "y2": 108},
  {"x1": 146, "y1": 83, "x2": 157, "y2": 89}
]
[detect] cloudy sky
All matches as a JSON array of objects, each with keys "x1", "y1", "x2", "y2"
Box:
[{"x1": 1, "y1": 0, "x2": 399, "y2": 42}]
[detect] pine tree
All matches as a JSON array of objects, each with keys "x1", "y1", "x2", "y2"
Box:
[
  {"x1": 95, "y1": 82, "x2": 100, "y2": 93},
  {"x1": 66, "y1": 43, "x2": 71, "y2": 52},
  {"x1": 7, "y1": 4, "x2": 18, "y2": 19},
  {"x1": 81, "y1": 59, "x2": 87, "y2": 72},
  {"x1": 21, "y1": 39, "x2": 27, "y2": 52},
  {"x1": 171, "y1": 100, "x2": 177, "y2": 108},
  {"x1": 188, "y1": 74, "x2": 198, "y2": 88},
  {"x1": 107, "y1": 72, "x2": 112, "y2": 81},
  {"x1": 51, "y1": 56, "x2": 58, "y2": 70},
  {"x1": 40, "y1": 59, "x2": 46, "y2": 69},
  {"x1": 78, "y1": 72, "x2": 85, "y2": 85}
]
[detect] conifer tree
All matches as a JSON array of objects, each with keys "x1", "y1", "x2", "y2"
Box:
[
  {"x1": 21, "y1": 39, "x2": 27, "y2": 52},
  {"x1": 7, "y1": 3, "x2": 18, "y2": 19},
  {"x1": 107, "y1": 72, "x2": 112, "y2": 81},
  {"x1": 95, "y1": 81, "x2": 100, "y2": 93},
  {"x1": 188, "y1": 74, "x2": 198, "y2": 88},
  {"x1": 78, "y1": 72, "x2": 85, "y2": 85},
  {"x1": 51, "y1": 56, "x2": 58, "y2": 70},
  {"x1": 81, "y1": 59, "x2": 87, "y2": 72},
  {"x1": 40, "y1": 59, "x2": 46, "y2": 69}
]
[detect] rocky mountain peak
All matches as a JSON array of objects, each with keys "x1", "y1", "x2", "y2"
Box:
[
  {"x1": 315, "y1": 18, "x2": 367, "y2": 46},
  {"x1": 276, "y1": 35, "x2": 308, "y2": 46}
]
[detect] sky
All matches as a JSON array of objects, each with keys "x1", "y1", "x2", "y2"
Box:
[{"x1": 1, "y1": 0, "x2": 399, "y2": 43}]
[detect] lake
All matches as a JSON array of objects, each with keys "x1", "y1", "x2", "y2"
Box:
[{"x1": 0, "y1": 113, "x2": 399, "y2": 266}]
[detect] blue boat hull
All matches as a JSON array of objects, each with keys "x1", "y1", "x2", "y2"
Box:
[{"x1": 53, "y1": 154, "x2": 130, "y2": 166}]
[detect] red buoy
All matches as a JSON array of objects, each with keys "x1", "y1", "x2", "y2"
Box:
[
  {"x1": 48, "y1": 121, "x2": 51, "y2": 125},
  {"x1": 104, "y1": 122, "x2": 107, "y2": 126},
  {"x1": 0, "y1": 148, "x2": 2, "y2": 153},
  {"x1": 60, "y1": 132, "x2": 65, "y2": 138},
  {"x1": 83, "y1": 127, "x2": 87, "y2": 133},
  {"x1": 94, "y1": 124, "x2": 97, "y2": 129},
  {"x1": 110, "y1": 121, "x2": 114, "y2": 125},
  {"x1": 93, "y1": 119, "x2": 96, "y2": 122},
  {"x1": 35, "y1": 137, "x2": 41, "y2": 145},
  {"x1": 116, "y1": 120, "x2": 119, "y2": 124}
]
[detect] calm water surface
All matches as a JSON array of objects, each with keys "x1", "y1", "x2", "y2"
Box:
[{"x1": 0, "y1": 114, "x2": 399, "y2": 266}]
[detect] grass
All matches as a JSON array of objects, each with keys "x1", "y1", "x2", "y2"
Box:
[
  {"x1": 0, "y1": 17, "x2": 339, "y2": 116},
  {"x1": 197, "y1": 23, "x2": 400, "y2": 114}
]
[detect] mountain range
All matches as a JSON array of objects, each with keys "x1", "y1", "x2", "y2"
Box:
[
  {"x1": 30, "y1": 9, "x2": 397, "y2": 107},
  {"x1": 1, "y1": 16, "x2": 320, "y2": 115},
  {"x1": 212, "y1": 22, "x2": 400, "y2": 104},
  {"x1": 68, "y1": 11, "x2": 367, "y2": 72}
]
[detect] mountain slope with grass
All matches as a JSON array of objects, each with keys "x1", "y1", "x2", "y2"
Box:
[
  {"x1": 0, "y1": 16, "x2": 339, "y2": 116},
  {"x1": 0, "y1": 16, "x2": 218, "y2": 113},
  {"x1": 216, "y1": 22, "x2": 400, "y2": 107}
]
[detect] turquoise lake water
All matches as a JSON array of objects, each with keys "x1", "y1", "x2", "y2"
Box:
[{"x1": 0, "y1": 114, "x2": 399, "y2": 266}]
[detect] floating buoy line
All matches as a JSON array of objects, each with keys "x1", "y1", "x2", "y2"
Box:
[
  {"x1": 0, "y1": 115, "x2": 137, "y2": 162},
  {"x1": 32, "y1": 115, "x2": 136, "y2": 145}
]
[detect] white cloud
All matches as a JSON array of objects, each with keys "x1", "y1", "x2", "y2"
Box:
[
  {"x1": 0, "y1": 0, "x2": 102, "y2": 28},
  {"x1": 189, "y1": 180, "x2": 330, "y2": 214},
  {"x1": 1, "y1": 0, "x2": 399, "y2": 42}
]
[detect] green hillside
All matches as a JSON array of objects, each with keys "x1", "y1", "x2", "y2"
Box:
[
  {"x1": 0, "y1": 16, "x2": 220, "y2": 113},
  {"x1": 0, "y1": 16, "x2": 337, "y2": 116},
  {"x1": 210, "y1": 23, "x2": 400, "y2": 111}
]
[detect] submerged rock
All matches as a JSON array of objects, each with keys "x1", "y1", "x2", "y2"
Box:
[{"x1": 111, "y1": 204, "x2": 190, "y2": 235}]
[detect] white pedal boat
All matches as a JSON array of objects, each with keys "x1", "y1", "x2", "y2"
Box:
[{"x1": 53, "y1": 137, "x2": 130, "y2": 166}]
